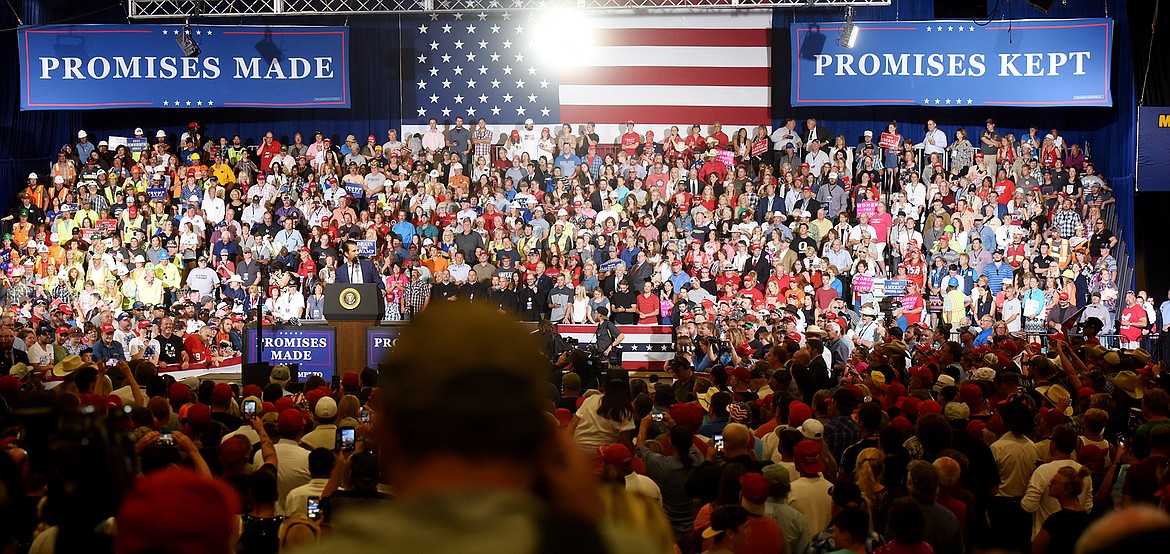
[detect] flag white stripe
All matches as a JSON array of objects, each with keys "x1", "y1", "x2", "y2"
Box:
[
  {"x1": 561, "y1": 332, "x2": 674, "y2": 344},
  {"x1": 580, "y1": 46, "x2": 769, "y2": 67},
  {"x1": 560, "y1": 85, "x2": 770, "y2": 107},
  {"x1": 587, "y1": 12, "x2": 773, "y2": 30}
]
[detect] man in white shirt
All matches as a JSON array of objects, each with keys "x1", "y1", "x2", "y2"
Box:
[
  {"x1": 788, "y1": 438, "x2": 833, "y2": 534},
  {"x1": 283, "y1": 447, "x2": 334, "y2": 517},
  {"x1": 253, "y1": 409, "x2": 312, "y2": 514},
  {"x1": 202, "y1": 181, "x2": 226, "y2": 225},
  {"x1": 185, "y1": 256, "x2": 220, "y2": 298},
  {"x1": 803, "y1": 140, "x2": 830, "y2": 169},
  {"x1": 771, "y1": 118, "x2": 803, "y2": 154},
  {"x1": 1021, "y1": 424, "x2": 1093, "y2": 538},
  {"x1": 519, "y1": 118, "x2": 541, "y2": 161},
  {"x1": 27, "y1": 326, "x2": 55, "y2": 376},
  {"x1": 422, "y1": 118, "x2": 445, "y2": 158},
  {"x1": 918, "y1": 119, "x2": 947, "y2": 157},
  {"x1": 447, "y1": 251, "x2": 471, "y2": 284}
]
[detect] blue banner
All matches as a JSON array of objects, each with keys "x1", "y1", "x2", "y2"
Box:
[
  {"x1": 18, "y1": 24, "x2": 350, "y2": 110},
  {"x1": 146, "y1": 188, "x2": 168, "y2": 200},
  {"x1": 366, "y1": 327, "x2": 404, "y2": 367},
  {"x1": 792, "y1": 18, "x2": 1112, "y2": 107},
  {"x1": 1138, "y1": 107, "x2": 1170, "y2": 192},
  {"x1": 356, "y1": 240, "x2": 376, "y2": 257},
  {"x1": 244, "y1": 327, "x2": 336, "y2": 381}
]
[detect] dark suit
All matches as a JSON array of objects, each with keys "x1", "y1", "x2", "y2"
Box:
[
  {"x1": 742, "y1": 255, "x2": 771, "y2": 287},
  {"x1": 628, "y1": 262, "x2": 654, "y2": 293},
  {"x1": 336, "y1": 259, "x2": 384, "y2": 290},
  {"x1": 806, "y1": 126, "x2": 834, "y2": 146},
  {"x1": 755, "y1": 195, "x2": 786, "y2": 223},
  {"x1": 0, "y1": 348, "x2": 30, "y2": 377}
]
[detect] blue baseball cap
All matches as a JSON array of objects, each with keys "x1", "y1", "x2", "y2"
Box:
[{"x1": 948, "y1": 277, "x2": 960, "y2": 287}]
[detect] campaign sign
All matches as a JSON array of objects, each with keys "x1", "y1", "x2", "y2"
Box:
[
  {"x1": 366, "y1": 326, "x2": 404, "y2": 367},
  {"x1": 715, "y1": 150, "x2": 735, "y2": 166},
  {"x1": 146, "y1": 187, "x2": 168, "y2": 200},
  {"x1": 1138, "y1": 107, "x2": 1170, "y2": 192},
  {"x1": 19, "y1": 24, "x2": 350, "y2": 110},
  {"x1": 792, "y1": 18, "x2": 1113, "y2": 107},
  {"x1": 344, "y1": 183, "x2": 364, "y2": 198},
  {"x1": 244, "y1": 327, "x2": 335, "y2": 381},
  {"x1": 95, "y1": 219, "x2": 117, "y2": 233},
  {"x1": 127, "y1": 137, "x2": 148, "y2": 151},
  {"x1": 878, "y1": 133, "x2": 901, "y2": 149},
  {"x1": 853, "y1": 274, "x2": 874, "y2": 293},
  {"x1": 881, "y1": 279, "x2": 908, "y2": 297},
  {"x1": 356, "y1": 240, "x2": 376, "y2": 257},
  {"x1": 855, "y1": 201, "x2": 879, "y2": 218}
]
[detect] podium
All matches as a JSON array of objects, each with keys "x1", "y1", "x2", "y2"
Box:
[{"x1": 325, "y1": 283, "x2": 381, "y2": 377}]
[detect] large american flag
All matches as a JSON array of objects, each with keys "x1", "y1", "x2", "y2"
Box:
[
  {"x1": 557, "y1": 324, "x2": 676, "y2": 372},
  {"x1": 402, "y1": 11, "x2": 773, "y2": 137}
]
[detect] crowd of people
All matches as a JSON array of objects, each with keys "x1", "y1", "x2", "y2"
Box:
[{"x1": 0, "y1": 115, "x2": 1168, "y2": 554}]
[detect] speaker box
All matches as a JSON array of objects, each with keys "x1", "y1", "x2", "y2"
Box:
[
  {"x1": 241, "y1": 362, "x2": 299, "y2": 388},
  {"x1": 241, "y1": 363, "x2": 271, "y2": 388},
  {"x1": 935, "y1": 0, "x2": 989, "y2": 19}
]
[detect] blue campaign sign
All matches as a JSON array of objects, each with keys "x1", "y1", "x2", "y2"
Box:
[
  {"x1": 146, "y1": 187, "x2": 168, "y2": 200},
  {"x1": 882, "y1": 280, "x2": 908, "y2": 297},
  {"x1": 1138, "y1": 107, "x2": 1170, "y2": 192},
  {"x1": 245, "y1": 327, "x2": 336, "y2": 381},
  {"x1": 366, "y1": 327, "x2": 404, "y2": 367},
  {"x1": 792, "y1": 18, "x2": 1112, "y2": 107},
  {"x1": 356, "y1": 240, "x2": 376, "y2": 257},
  {"x1": 127, "y1": 137, "x2": 148, "y2": 151},
  {"x1": 18, "y1": 24, "x2": 349, "y2": 110},
  {"x1": 344, "y1": 183, "x2": 364, "y2": 198}
]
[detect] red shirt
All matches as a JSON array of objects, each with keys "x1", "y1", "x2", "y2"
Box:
[
  {"x1": 709, "y1": 131, "x2": 730, "y2": 149},
  {"x1": 636, "y1": 293, "x2": 660, "y2": 324},
  {"x1": 184, "y1": 334, "x2": 212, "y2": 369},
  {"x1": 1120, "y1": 305, "x2": 1146, "y2": 341},
  {"x1": 994, "y1": 179, "x2": 1016, "y2": 205},
  {"x1": 899, "y1": 261, "x2": 927, "y2": 289},
  {"x1": 901, "y1": 293, "x2": 924, "y2": 325},
  {"x1": 621, "y1": 132, "x2": 640, "y2": 156}
]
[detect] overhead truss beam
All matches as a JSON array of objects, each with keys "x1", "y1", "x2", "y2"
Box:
[{"x1": 128, "y1": 0, "x2": 891, "y2": 19}]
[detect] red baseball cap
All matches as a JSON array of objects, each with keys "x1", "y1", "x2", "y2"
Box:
[
  {"x1": 56, "y1": 325, "x2": 69, "y2": 335},
  {"x1": 101, "y1": 324, "x2": 115, "y2": 334},
  {"x1": 597, "y1": 443, "x2": 632, "y2": 468},
  {"x1": 116, "y1": 467, "x2": 241, "y2": 554},
  {"x1": 277, "y1": 408, "x2": 306, "y2": 435}
]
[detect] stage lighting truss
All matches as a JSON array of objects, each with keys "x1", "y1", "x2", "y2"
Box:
[{"x1": 127, "y1": 0, "x2": 890, "y2": 19}]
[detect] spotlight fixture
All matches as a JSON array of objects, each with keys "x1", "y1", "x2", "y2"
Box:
[
  {"x1": 175, "y1": 21, "x2": 201, "y2": 57},
  {"x1": 838, "y1": 8, "x2": 859, "y2": 49}
]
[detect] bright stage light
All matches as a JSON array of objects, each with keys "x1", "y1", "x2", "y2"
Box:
[
  {"x1": 530, "y1": 9, "x2": 596, "y2": 66},
  {"x1": 838, "y1": 8, "x2": 859, "y2": 49}
]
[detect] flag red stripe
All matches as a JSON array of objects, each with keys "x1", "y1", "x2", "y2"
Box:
[
  {"x1": 591, "y1": 28, "x2": 770, "y2": 48},
  {"x1": 559, "y1": 66, "x2": 769, "y2": 87},
  {"x1": 560, "y1": 105, "x2": 771, "y2": 125}
]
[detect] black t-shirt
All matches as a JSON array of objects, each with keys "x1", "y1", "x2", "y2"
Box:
[
  {"x1": 1089, "y1": 229, "x2": 1115, "y2": 253},
  {"x1": 1040, "y1": 509, "x2": 1092, "y2": 554},
  {"x1": 157, "y1": 333, "x2": 186, "y2": 365},
  {"x1": 610, "y1": 290, "x2": 638, "y2": 325}
]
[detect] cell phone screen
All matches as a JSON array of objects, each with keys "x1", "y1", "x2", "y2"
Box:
[
  {"x1": 306, "y1": 497, "x2": 321, "y2": 520},
  {"x1": 360, "y1": 410, "x2": 371, "y2": 424},
  {"x1": 158, "y1": 429, "x2": 174, "y2": 447},
  {"x1": 713, "y1": 433, "x2": 724, "y2": 452},
  {"x1": 243, "y1": 400, "x2": 257, "y2": 416},
  {"x1": 338, "y1": 426, "x2": 356, "y2": 452}
]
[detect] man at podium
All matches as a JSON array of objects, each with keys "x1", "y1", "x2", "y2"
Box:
[{"x1": 336, "y1": 239, "x2": 384, "y2": 291}]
